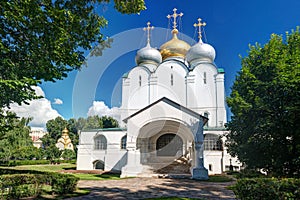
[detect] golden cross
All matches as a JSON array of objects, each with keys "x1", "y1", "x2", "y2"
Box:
[
  {"x1": 167, "y1": 8, "x2": 183, "y2": 30},
  {"x1": 143, "y1": 22, "x2": 154, "y2": 44},
  {"x1": 194, "y1": 18, "x2": 206, "y2": 40}
]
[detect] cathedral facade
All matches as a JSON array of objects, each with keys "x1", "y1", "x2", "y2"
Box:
[{"x1": 77, "y1": 9, "x2": 241, "y2": 179}]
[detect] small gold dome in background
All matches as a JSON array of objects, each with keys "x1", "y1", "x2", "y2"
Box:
[
  {"x1": 62, "y1": 127, "x2": 69, "y2": 134},
  {"x1": 160, "y1": 29, "x2": 191, "y2": 60}
]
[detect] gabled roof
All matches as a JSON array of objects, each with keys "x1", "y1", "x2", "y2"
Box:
[{"x1": 123, "y1": 97, "x2": 208, "y2": 124}]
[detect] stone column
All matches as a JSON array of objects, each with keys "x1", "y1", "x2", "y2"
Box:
[{"x1": 191, "y1": 119, "x2": 208, "y2": 180}]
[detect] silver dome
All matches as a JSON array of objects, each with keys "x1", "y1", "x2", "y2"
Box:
[
  {"x1": 186, "y1": 41, "x2": 216, "y2": 64},
  {"x1": 135, "y1": 43, "x2": 162, "y2": 66}
]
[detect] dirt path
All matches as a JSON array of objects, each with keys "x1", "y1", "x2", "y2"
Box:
[{"x1": 66, "y1": 177, "x2": 236, "y2": 200}]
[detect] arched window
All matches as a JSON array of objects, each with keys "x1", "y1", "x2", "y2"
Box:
[
  {"x1": 121, "y1": 135, "x2": 127, "y2": 150},
  {"x1": 203, "y1": 72, "x2": 207, "y2": 84},
  {"x1": 203, "y1": 134, "x2": 223, "y2": 151},
  {"x1": 94, "y1": 135, "x2": 107, "y2": 150},
  {"x1": 171, "y1": 74, "x2": 173, "y2": 86}
]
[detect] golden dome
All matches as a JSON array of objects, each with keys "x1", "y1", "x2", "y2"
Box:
[{"x1": 160, "y1": 29, "x2": 191, "y2": 60}]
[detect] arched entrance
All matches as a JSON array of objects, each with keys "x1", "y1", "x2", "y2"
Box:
[
  {"x1": 93, "y1": 160, "x2": 104, "y2": 170},
  {"x1": 156, "y1": 133, "x2": 183, "y2": 156}
]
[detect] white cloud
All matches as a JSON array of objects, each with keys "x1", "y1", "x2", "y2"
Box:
[
  {"x1": 53, "y1": 98, "x2": 63, "y2": 105},
  {"x1": 87, "y1": 101, "x2": 121, "y2": 122},
  {"x1": 9, "y1": 86, "x2": 61, "y2": 127}
]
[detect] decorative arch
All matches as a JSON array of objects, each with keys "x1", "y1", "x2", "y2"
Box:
[{"x1": 94, "y1": 135, "x2": 107, "y2": 150}]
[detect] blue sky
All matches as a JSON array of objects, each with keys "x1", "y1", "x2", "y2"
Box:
[{"x1": 12, "y1": 0, "x2": 300, "y2": 127}]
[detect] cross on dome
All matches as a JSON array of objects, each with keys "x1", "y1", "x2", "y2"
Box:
[
  {"x1": 143, "y1": 22, "x2": 154, "y2": 45},
  {"x1": 167, "y1": 8, "x2": 183, "y2": 32},
  {"x1": 194, "y1": 18, "x2": 206, "y2": 43}
]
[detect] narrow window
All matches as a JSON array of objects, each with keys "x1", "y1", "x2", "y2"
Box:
[
  {"x1": 209, "y1": 164, "x2": 213, "y2": 171},
  {"x1": 139, "y1": 75, "x2": 142, "y2": 86},
  {"x1": 203, "y1": 72, "x2": 207, "y2": 84},
  {"x1": 204, "y1": 112, "x2": 209, "y2": 127},
  {"x1": 121, "y1": 135, "x2": 127, "y2": 150},
  {"x1": 171, "y1": 74, "x2": 173, "y2": 86}
]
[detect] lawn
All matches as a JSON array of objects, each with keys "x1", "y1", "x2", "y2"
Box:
[
  {"x1": 4, "y1": 164, "x2": 233, "y2": 182},
  {"x1": 9, "y1": 163, "x2": 76, "y2": 172},
  {"x1": 6, "y1": 163, "x2": 123, "y2": 180}
]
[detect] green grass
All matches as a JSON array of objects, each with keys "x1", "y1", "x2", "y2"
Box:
[
  {"x1": 73, "y1": 173, "x2": 122, "y2": 180},
  {"x1": 35, "y1": 187, "x2": 90, "y2": 199},
  {"x1": 7, "y1": 163, "x2": 76, "y2": 172}
]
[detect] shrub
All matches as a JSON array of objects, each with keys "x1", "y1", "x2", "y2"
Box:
[
  {"x1": 50, "y1": 173, "x2": 79, "y2": 194},
  {"x1": 232, "y1": 178, "x2": 300, "y2": 200},
  {"x1": 0, "y1": 169, "x2": 79, "y2": 198}
]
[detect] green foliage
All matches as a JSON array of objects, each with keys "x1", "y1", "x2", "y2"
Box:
[
  {"x1": 228, "y1": 169, "x2": 267, "y2": 179},
  {"x1": 42, "y1": 116, "x2": 79, "y2": 158},
  {"x1": 0, "y1": 0, "x2": 145, "y2": 132},
  {"x1": 0, "y1": 116, "x2": 40, "y2": 161},
  {"x1": 84, "y1": 115, "x2": 104, "y2": 129},
  {"x1": 0, "y1": 168, "x2": 79, "y2": 198},
  {"x1": 232, "y1": 178, "x2": 300, "y2": 200},
  {"x1": 61, "y1": 149, "x2": 76, "y2": 160},
  {"x1": 101, "y1": 115, "x2": 119, "y2": 128},
  {"x1": 50, "y1": 173, "x2": 79, "y2": 194},
  {"x1": 41, "y1": 115, "x2": 119, "y2": 160},
  {"x1": 0, "y1": 159, "x2": 51, "y2": 166},
  {"x1": 226, "y1": 27, "x2": 300, "y2": 177}
]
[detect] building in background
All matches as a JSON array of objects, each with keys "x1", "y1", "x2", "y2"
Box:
[{"x1": 29, "y1": 127, "x2": 47, "y2": 148}]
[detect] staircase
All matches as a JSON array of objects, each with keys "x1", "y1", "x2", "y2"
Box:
[{"x1": 154, "y1": 155, "x2": 191, "y2": 174}]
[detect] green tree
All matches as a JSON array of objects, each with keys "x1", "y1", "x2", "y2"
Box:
[
  {"x1": 61, "y1": 149, "x2": 76, "y2": 160},
  {"x1": 101, "y1": 116, "x2": 119, "y2": 128},
  {"x1": 0, "y1": 0, "x2": 145, "y2": 132},
  {"x1": 84, "y1": 115, "x2": 103, "y2": 129},
  {"x1": 226, "y1": 28, "x2": 300, "y2": 177},
  {"x1": 0, "y1": 117, "x2": 38, "y2": 161},
  {"x1": 42, "y1": 116, "x2": 68, "y2": 149}
]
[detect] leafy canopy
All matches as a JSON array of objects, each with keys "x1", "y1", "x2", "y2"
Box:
[
  {"x1": 226, "y1": 27, "x2": 300, "y2": 177},
  {"x1": 0, "y1": 0, "x2": 145, "y2": 131}
]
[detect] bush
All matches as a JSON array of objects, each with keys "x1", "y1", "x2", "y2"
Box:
[
  {"x1": 228, "y1": 169, "x2": 266, "y2": 179},
  {"x1": 0, "y1": 159, "x2": 50, "y2": 166},
  {"x1": 0, "y1": 159, "x2": 76, "y2": 166},
  {"x1": 0, "y1": 169, "x2": 79, "y2": 198},
  {"x1": 232, "y1": 178, "x2": 300, "y2": 200},
  {"x1": 50, "y1": 173, "x2": 79, "y2": 194}
]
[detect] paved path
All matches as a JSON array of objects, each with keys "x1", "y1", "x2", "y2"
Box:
[{"x1": 66, "y1": 177, "x2": 236, "y2": 200}]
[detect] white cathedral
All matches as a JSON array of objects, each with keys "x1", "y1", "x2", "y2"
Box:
[{"x1": 77, "y1": 8, "x2": 241, "y2": 179}]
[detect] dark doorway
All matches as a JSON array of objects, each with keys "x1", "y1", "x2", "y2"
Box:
[
  {"x1": 94, "y1": 160, "x2": 104, "y2": 170},
  {"x1": 156, "y1": 134, "x2": 183, "y2": 156}
]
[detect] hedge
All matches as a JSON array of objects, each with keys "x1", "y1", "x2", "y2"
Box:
[
  {"x1": 0, "y1": 159, "x2": 76, "y2": 166},
  {"x1": 0, "y1": 169, "x2": 79, "y2": 199},
  {"x1": 232, "y1": 178, "x2": 300, "y2": 200}
]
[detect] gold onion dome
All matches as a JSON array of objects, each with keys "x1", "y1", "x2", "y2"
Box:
[{"x1": 160, "y1": 29, "x2": 191, "y2": 60}]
